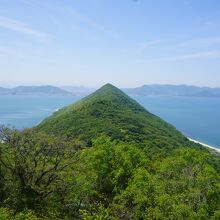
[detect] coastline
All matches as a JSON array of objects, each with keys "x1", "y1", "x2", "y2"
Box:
[{"x1": 188, "y1": 137, "x2": 220, "y2": 154}]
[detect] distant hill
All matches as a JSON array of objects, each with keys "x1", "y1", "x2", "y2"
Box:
[
  {"x1": 0, "y1": 87, "x2": 11, "y2": 95},
  {"x1": 0, "y1": 85, "x2": 72, "y2": 96},
  {"x1": 123, "y1": 84, "x2": 220, "y2": 97},
  {"x1": 1, "y1": 84, "x2": 220, "y2": 97},
  {"x1": 61, "y1": 86, "x2": 95, "y2": 96},
  {"x1": 36, "y1": 83, "x2": 193, "y2": 151}
]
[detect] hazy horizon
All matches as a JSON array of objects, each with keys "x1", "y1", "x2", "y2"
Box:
[{"x1": 1, "y1": 83, "x2": 220, "y2": 90}]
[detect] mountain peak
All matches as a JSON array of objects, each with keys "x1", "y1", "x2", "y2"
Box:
[
  {"x1": 36, "y1": 84, "x2": 187, "y2": 148},
  {"x1": 91, "y1": 83, "x2": 122, "y2": 96},
  {"x1": 78, "y1": 83, "x2": 144, "y2": 112},
  {"x1": 94, "y1": 83, "x2": 121, "y2": 94},
  {"x1": 101, "y1": 83, "x2": 115, "y2": 88}
]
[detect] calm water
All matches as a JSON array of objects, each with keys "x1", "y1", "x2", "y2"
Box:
[
  {"x1": 134, "y1": 96, "x2": 220, "y2": 149},
  {"x1": 0, "y1": 95, "x2": 81, "y2": 129},
  {"x1": 0, "y1": 95, "x2": 219, "y2": 149}
]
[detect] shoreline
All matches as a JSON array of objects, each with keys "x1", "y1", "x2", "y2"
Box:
[{"x1": 188, "y1": 137, "x2": 220, "y2": 154}]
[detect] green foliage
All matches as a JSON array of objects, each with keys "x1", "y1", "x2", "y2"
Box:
[
  {"x1": 0, "y1": 85, "x2": 219, "y2": 219},
  {"x1": 0, "y1": 207, "x2": 12, "y2": 220},
  {"x1": 0, "y1": 130, "x2": 219, "y2": 219},
  {"x1": 113, "y1": 149, "x2": 220, "y2": 219},
  {"x1": 0, "y1": 208, "x2": 43, "y2": 220},
  {"x1": 0, "y1": 128, "x2": 78, "y2": 218},
  {"x1": 88, "y1": 136, "x2": 148, "y2": 194},
  {"x1": 36, "y1": 84, "x2": 190, "y2": 153}
]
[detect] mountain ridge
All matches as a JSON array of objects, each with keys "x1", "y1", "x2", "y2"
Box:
[
  {"x1": 36, "y1": 83, "x2": 191, "y2": 151},
  {"x1": 0, "y1": 85, "x2": 72, "y2": 96},
  {"x1": 1, "y1": 84, "x2": 220, "y2": 97},
  {"x1": 123, "y1": 84, "x2": 220, "y2": 97}
]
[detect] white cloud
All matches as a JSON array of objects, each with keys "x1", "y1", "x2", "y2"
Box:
[
  {"x1": 19, "y1": 0, "x2": 36, "y2": 6},
  {"x1": 19, "y1": 0, "x2": 120, "y2": 40},
  {"x1": 0, "y1": 16, "x2": 46, "y2": 39},
  {"x1": 120, "y1": 40, "x2": 163, "y2": 54},
  {"x1": 0, "y1": 47, "x2": 54, "y2": 63},
  {"x1": 169, "y1": 51, "x2": 220, "y2": 60},
  {"x1": 137, "y1": 40, "x2": 163, "y2": 50},
  {"x1": 62, "y1": 7, "x2": 120, "y2": 40},
  {"x1": 139, "y1": 50, "x2": 220, "y2": 62},
  {"x1": 179, "y1": 37, "x2": 220, "y2": 48}
]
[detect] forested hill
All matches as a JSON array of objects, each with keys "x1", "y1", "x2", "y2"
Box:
[
  {"x1": 36, "y1": 83, "x2": 189, "y2": 150},
  {"x1": 0, "y1": 84, "x2": 219, "y2": 219}
]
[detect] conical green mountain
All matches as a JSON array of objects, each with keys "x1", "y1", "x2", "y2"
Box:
[{"x1": 36, "y1": 83, "x2": 189, "y2": 148}]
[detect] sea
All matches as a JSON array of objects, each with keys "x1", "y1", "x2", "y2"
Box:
[{"x1": 0, "y1": 95, "x2": 219, "y2": 150}]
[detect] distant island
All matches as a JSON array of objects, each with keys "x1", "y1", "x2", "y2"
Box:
[
  {"x1": 60, "y1": 86, "x2": 95, "y2": 96},
  {"x1": 0, "y1": 85, "x2": 72, "y2": 96},
  {"x1": 123, "y1": 84, "x2": 220, "y2": 97},
  {"x1": 1, "y1": 84, "x2": 220, "y2": 97}
]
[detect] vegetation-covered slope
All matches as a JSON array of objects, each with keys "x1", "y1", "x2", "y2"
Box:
[
  {"x1": 36, "y1": 84, "x2": 189, "y2": 150},
  {"x1": 0, "y1": 130, "x2": 219, "y2": 219},
  {"x1": 0, "y1": 84, "x2": 219, "y2": 219}
]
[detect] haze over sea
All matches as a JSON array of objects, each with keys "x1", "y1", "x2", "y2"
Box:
[{"x1": 0, "y1": 95, "x2": 219, "y2": 150}]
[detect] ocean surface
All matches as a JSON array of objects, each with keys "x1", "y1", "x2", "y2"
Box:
[
  {"x1": 0, "y1": 95, "x2": 219, "y2": 149},
  {"x1": 0, "y1": 95, "x2": 81, "y2": 129}
]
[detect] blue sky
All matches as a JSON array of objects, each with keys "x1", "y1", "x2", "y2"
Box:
[{"x1": 0, "y1": 0, "x2": 220, "y2": 88}]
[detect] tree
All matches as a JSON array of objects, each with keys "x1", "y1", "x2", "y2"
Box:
[{"x1": 0, "y1": 128, "x2": 75, "y2": 214}]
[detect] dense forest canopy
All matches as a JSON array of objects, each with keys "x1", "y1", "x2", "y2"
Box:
[
  {"x1": 0, "y1": 84, "x2": 219, "y2": 219},
  {"x1": 36, "y1": 84, "x2": 190, "y2": 149}
]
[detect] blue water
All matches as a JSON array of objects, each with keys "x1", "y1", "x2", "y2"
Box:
[
  {"x1": 134, "y1": 96, "x2": 220, "y2": 149},
  {"x1": 0, "y1": 95, "x2": 219, "y2": 149},
  {"x1": 0, "y1": 95, "x2": 80, "y2": 129}
]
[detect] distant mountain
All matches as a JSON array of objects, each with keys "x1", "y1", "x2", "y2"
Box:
[
  {"x1": 2, "y1": 84, "x2": 220, "y2": 97},
  {"x1": 123, "y1": 84, "x2": 220, "y2": 97},
  {"x1": 36, "y1": 83, "x2": 191, "y2": 150},
  {"x1": 0, "y1": 86, "x2": 72, "y2": 96},
  {"x1": 61, "y1": 86, "x2": 95, "y2": 96},
  {"x1": 0, "y1": 87, "x2": 11, "y2": 95}
]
